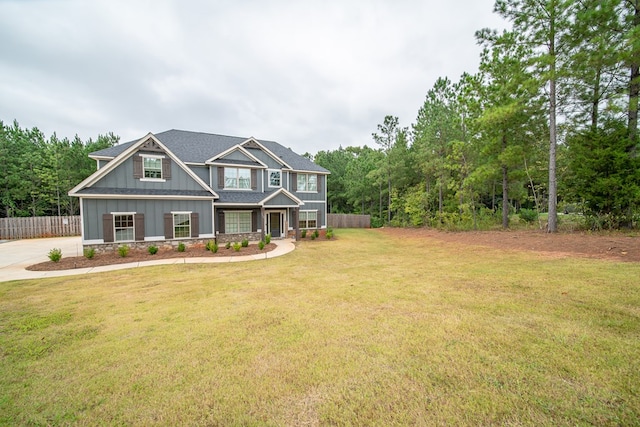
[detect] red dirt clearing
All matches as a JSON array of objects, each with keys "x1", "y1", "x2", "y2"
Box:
[{"x1": 378, "y1": 228, "x2": 640, "y2": 263}]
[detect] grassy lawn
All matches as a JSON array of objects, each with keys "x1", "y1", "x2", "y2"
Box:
[{"x1": 1, "y1": 229, "x2": 639, "y2": 426}]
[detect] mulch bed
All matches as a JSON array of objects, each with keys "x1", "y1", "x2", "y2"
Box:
[{"x1": 27, "y1": 243, "x2": 278, "y2": 271}]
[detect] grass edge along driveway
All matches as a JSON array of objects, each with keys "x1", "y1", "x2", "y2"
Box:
[{"x1": 1, "y1": 229, "x2": 638, "y2": 426}]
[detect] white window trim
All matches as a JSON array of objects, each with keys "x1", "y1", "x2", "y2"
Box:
[
  {"x1": 297, "y1": 173, "x2": 318, "y2": 193},
  {"x1": 268, "y1": 169, "x2": 282, "y2": 188},
  {"x1": 225, "y1": 210, "x2": 252, "y2": 234},
  {"x1": 112, "y1": 211, "x2": 136, "y2": 243},
  {"x1": 224, "y1": 167, "x2": 252, "y2": 190},
  {"x1": 299, "y1": 209, "x2": 318, "y2": 229},
  {"x1": 171, "y1": 211, "x2": 192, "y2": 240},
  {"x1": 141, "y1": 154, "x2": 166, "y2": 182}
]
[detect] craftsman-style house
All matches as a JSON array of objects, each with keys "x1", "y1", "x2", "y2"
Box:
[{"x1": 69, "y1": 130, "x2": 329, "y2": 249}]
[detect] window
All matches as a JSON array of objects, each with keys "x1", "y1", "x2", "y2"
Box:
[
  {"x1": 225, "y1": 167, "x2": 251, "y2": 189},
  {"x1": 173, "y1": 213, "x2": 190, "y2": 238},
  {"x1": 299, "y1": 211, "x2": 317, "y2": 229},
  {"x1": 114, "y1": 214, "x2": 134, "y2": 241},
  {"x1": 225, "y1": 211, "x2": 252, "y2": 234},
  {"x1": 269, "y1": 170, "x2": 281, "y2": 187},
  {"x1": 297, "y1": 173, "x2": 317, "y2": 192},
  {"x1": 143, "y1": 156, "x2": 162, "y2": 179}
]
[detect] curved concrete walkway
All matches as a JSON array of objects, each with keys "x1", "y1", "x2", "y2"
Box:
[{"x1": 0, "y1": 237, "x2": 295, "y2": 283}]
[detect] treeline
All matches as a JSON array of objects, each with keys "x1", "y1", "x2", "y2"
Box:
[
  {"x1": 314, "y1": 0, "x2": 640, "y2": 230},
  {"x1": 0, "y1": 120, "x2": 118, "y2": 218}
]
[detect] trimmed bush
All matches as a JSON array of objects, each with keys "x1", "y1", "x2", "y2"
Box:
[
  {"x1": 519, "y1": 208, "x2": 539, "y2": 224},
  {"x1": 241, "y1": 239, "x2": 249, "y2": 248},
  {"x1": 313, "y1": 229, "x2": 319, "y2": 239},
  {"x1": 310, "y1": 233, "x2": 316, "y2": 240},
  {"x1": 83, "y1": 248, "x2": 95, "y2": 259},
  {"x1": 233, "y1": 242, "x2": 241, "y2": 252},
  {"x1": 326, "y1": 230, "x2": 333, "y2": 239},
  {"x1": 258, "y1": 240, "x2": 265, "y2": 250},
  {"x1": 301, "y1": 229, "x2": 307, "y2": 238},
  {"x1": 177, "y1": 242, "x2": 186, "y2": 252},
  {"x1": 265, "y1": 234, "x2": 271, "y2": 244},
  {"x1": 117, "y1": 245, "x2": 129, "y2": 258},
  {"x1": 148, "y1": 245, "x2": 159, "y2": 255},
  {"x1": 225, "y1": 242, "x2": 231, "y2": 249},
  {"x1": 48, "y1": 248, "x2": 62, "y2": 262}
]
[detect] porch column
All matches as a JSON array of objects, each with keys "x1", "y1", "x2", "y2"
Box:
[
  {"x1": 294, "y1": 207, "x2": 300, "y2": 241},
  {"x1": 260, "y1": 206, "x2": 266, "y2": 241}
]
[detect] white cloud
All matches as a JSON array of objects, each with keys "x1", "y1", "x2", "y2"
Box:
[{"x1": 0, "y1": 0, "x2": 506, "y2": 153}]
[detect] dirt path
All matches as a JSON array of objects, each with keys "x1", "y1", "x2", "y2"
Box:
[{"x1": 378, "y1": 228, "x2": 640, "y2": 263}]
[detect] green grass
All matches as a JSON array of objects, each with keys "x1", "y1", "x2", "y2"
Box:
[{"x1": 1, "y1": 229, "x2": 639, "y2": 425}]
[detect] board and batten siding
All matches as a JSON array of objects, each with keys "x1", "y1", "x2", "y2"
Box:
[
  {"x1": 82, "y1": 198, "x2": 213, "y2": 241},
  {"x1": 92, "y1": 155, "x2": 205, "y2": 192}
]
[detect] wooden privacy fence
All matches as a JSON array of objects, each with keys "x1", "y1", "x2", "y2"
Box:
[
  {"x1": 327, "y1": 214, "x2": 370, "y2": 228},
  {"x1": 0, "y1": 216, "x2": 81, "y2": 240}
]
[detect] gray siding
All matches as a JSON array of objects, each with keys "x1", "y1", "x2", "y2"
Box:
[
  {"x1": 189, "y1": 165, "x2": 210, "y2": 186},
  {"x1": 292, "y1": 174, "x2": 326, "y2": 202},
  {"x1": 264, "y1": 193, "x2": 299, "y2": 207},
  {"x1": 82, "y1": 198, "x2": 213, "y2": 241},
  {"x1": 246, "y1": 147, "x2": 284, "y2": 169},
  {"x1": 223, "y1": 150, "x2": 253, "y2": 162},
  {"x1": 298, "y1": 201, "x2": 327, "y2": 228},
  {"x1": 93, "y1": 154, "x2": 206, "y2": 192}
]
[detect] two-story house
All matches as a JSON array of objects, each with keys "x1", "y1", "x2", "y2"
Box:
[{"x1": 69, "y1": 130, "x2": 330, "y2": 249}]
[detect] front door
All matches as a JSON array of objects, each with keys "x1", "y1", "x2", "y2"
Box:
[{"x1": 269, "y1": 212, "x2": 282, "y2": 238}]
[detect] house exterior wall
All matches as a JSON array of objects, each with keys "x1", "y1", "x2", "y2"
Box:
[
  {"x1": 82, "y1": 198, "x2": 213, "y2": 242},
  {"x1": 189, "y1": 165, "x2": 209, "y2": 185},
  {"x1": 245, "y1": 147, "x2": 283, "y2": 169},
  {"x1": 93, "y1": 154, "x2": 204, "y2": 192}
]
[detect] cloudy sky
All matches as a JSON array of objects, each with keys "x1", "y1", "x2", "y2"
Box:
[{"x1": 0, "y1": 0, "x2": 506, "y2": 154}]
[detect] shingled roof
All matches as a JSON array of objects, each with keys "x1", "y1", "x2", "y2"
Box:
[{"x1": 90, "y1": 129, "x2": 329, "y2": 174}]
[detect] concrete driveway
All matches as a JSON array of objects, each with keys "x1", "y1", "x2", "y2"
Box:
[
  {"x1": 0, "y1": 236, "x2": 295, "y2": 283},
  {"x1": 0, "y1": 236, "x2": 84, "y2": 283}
]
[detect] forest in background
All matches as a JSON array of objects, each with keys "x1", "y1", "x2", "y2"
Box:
[
  {"x1": 312, "y1": 0, "x2": 640, "y2": 231},
  {"x1": 2, "y1": 0, "x2": 640, "y2": 231},
  {"x1": 0, "y1": 120, "x2": 118, "y2": 218}
]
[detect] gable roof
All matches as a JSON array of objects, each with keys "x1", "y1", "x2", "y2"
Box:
[
  {"x1": 90, "y1": 129, "x2": 330, "y2": 174},
  {"x1": 69, "y1": 133, "x2": 218, "y2": 198}
]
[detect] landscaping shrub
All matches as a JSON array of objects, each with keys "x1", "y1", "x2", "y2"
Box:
[
  {"x1": 326, "y1": 228, "x2": 334, "y2": 239},
  {"x1": 313, "y1": 229, "x2": 319, "y2": 239},
  {"x1": 118, "y1": 245, "x2": 129, "y2": 258},
  {"x1": 310, "y1": 233, "x2": 316, "y2": 240},
  {"x1": 225, "y1": 242, "x2": 231, "y2": 249},
  {"x1": 177, "y1": 242, "x2": 186, "y2": 252},
  {"x1": 241, "y1": 239, "x2": 249, "y2": 248},
  {"x1": 206, "y1": 241, "x2": 219, "y2": 253},
  {"x1": 301, "y1": 230, "x2": 307, "y2": 238},
  {"x1": 519, "y1": 208, "x2": 538, "y2": 223},
  {"x1": 148, "y1": 245, "x2": 158, "y2": 255},
  {"x1": 265, "y1": 234, "x2": 271, "y2": 244},
  {"x1": 258, "y1": 240, "x2": 265, "y2": 250},
  {"x1": 83, "y1": 248, "x2": 95, "y2": 259},
  {"x1": 48, "y1": 248, "x2": 62, "y2": 262},
  {"x1": 233, "y1": 242, "x2": 241, "y2": 252}
]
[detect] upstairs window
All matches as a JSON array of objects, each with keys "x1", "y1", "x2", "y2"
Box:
[
  {"x1": 143, "y1": 156, "x2": 163, "y2": 179},
  {"x1": 225, "y1": 167, "x2": 251, "y2": 189},
  {"x1": 269, "y1": 170, "x2": 281, "y2": 188},
  {"x1": 297, "y1": 173, "x2": 317, "y2": 192}
]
